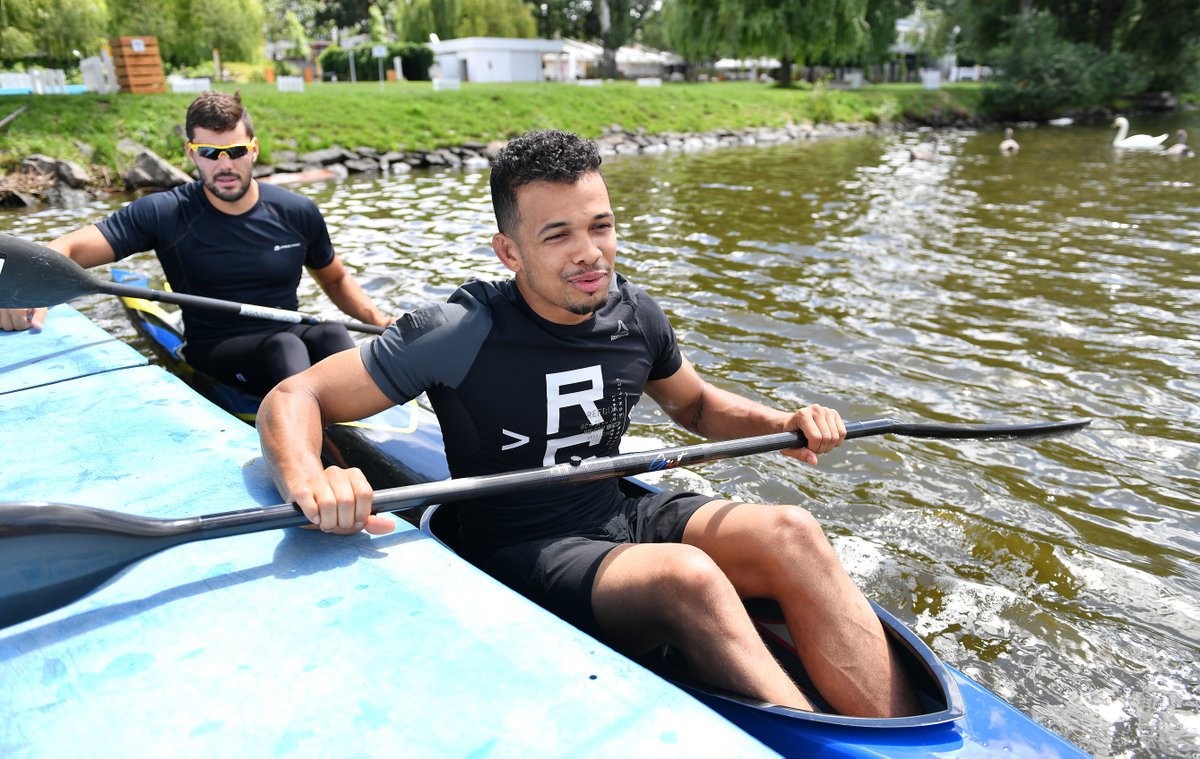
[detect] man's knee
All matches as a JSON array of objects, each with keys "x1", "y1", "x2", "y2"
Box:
[
  {"x1": 303, "y1": 324, "x2": 354, "y2": 360},
  {"x1": 658, "y1": 547, "x2": 739, "y2": 611},
  {"x1": 749, "y1": 505, "x2": 840, "y2": 576},
  {"x1": 261, "y1": 332, "x2": 312, "y2": 375}
]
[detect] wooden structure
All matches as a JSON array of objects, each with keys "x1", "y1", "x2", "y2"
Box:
[{"x1": 108, "y1": 36, "x2": 166, "y2": 94}]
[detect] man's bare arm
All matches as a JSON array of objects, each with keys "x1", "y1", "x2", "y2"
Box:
[
  {"x1": 644, "y1": 355, "x2": 845, "y2": 465},
  {"x1": 310, "y1": 256, "x2": 391, "y2": 327},
  {"x1": 257, "y1": 348, "x2": 397, "y2": 533}
]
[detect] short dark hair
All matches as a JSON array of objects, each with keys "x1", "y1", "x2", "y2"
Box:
[
  {"x1": 185, "y1": 90, "x2": 255, "y2": 140},
  {"x1": 490, "y1": 130, "x2": 602, "y2": 235}
]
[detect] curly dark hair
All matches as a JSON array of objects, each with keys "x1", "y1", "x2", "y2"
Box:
[
  {"x1": 489, "y1": 130, "x2": 602, "y2": 235},
  {"x1": 184, "y1": 90, "x2": 255, "y2": 140}
]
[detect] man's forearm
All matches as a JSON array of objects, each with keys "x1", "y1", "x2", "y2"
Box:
[
  {"x1": 257, "y1": 384, "x2": 329, "y2": 500},
  {"x1": 689, "y1": 383, "x2": 793, "y2": 441},
  {"x1": 325, "y1": 277, "x2": 389, "y2": 326}
]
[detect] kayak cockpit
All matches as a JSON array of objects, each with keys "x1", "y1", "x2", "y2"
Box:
[{"x1": 420, "y1": 496, "x2": 965, "y2": 731}]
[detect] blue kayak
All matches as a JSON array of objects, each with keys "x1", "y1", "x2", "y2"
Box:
[{"x1": 111, "y1": 271, "x2": 1086, "y2": 756}]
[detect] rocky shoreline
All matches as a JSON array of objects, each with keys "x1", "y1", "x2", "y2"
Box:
[{"x1": 0, "y1": 121, "x2": 886, "y2": 208}]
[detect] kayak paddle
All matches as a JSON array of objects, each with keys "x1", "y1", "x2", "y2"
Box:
[
  {"x1": 0, "y1": 417, "x2": 1089, "y2": 630},
  {"x1": 0, "y1": 232, "x2": 386, "y2": 335}
]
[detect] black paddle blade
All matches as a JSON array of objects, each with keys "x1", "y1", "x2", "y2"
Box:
[
  {"x1": 871, "y1": 418, "x2": 1092, "y2": 441},
  {"x1": 0, "y1": 502, "x2": 198, "y2": 630},
  {"x1": 0, "y1": 233, "x2": 103, "y2": 308}
]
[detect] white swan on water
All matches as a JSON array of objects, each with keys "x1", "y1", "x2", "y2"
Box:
[
  {"x1": 999, "y1": 127, "x2": 1020, "y2": 155},
  {"x1": 1111, "y1": 117, "x2": 1168, "y2": 150}
]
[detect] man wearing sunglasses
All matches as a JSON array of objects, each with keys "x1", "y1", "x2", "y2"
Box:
[{"x1": 0, "y1": 91, "x2": 391, "y2": 396}]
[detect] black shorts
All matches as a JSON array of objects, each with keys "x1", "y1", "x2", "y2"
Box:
[{"x1": 469, "y1": 489, "x2": 717, "y2": 637}]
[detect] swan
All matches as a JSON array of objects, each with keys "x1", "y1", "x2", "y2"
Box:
[
  {"x1": 999, "y1": 127, "x2": 1019, "y2": 155},
  {"x1": 1111, "y1": 117, "x2": 1168, "y2": 150},
  {"x1": 1165, "y1": 129, "x2": 1195, "y2": 158},
  {"x1": 909, "y1": 134, "x2": 939, "y2": 161}
]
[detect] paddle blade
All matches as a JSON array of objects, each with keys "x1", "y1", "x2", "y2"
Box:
[
  {"x1": 0, "y1": 502, "x2": 196, "y2": 629},
  {"x1": 0, "y1": 234, "x2": 103, "y2": 308}
]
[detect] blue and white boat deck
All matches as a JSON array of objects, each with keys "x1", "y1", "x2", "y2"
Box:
[{"x1": 0, "y1": 305, "x2": 773, "y2": 756}]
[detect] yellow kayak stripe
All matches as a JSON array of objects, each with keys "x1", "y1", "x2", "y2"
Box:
[{"x1": 335, "y1": 399, "x2": 421, "y2": 434}]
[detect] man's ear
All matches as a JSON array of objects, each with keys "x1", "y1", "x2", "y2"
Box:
[{"x1": 492, "y1": 232, "x2": 521, "y2": 273}]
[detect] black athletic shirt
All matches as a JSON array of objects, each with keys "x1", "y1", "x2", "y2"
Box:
[
  {"x1": 97, "y1": 181, "x2": 335, "y2": 342},
  {"x1": 362, "y1": 276, "x2": 684, "y2": 548}
]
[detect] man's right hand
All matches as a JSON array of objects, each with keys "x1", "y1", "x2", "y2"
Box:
[
  {"x1": 0, "y1": 307, "x2": 47, "y2": 332},
  {"x1": 289, "y1": 464, "x2": 395, "y2": 536}
]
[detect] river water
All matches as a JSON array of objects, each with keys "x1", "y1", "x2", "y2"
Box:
[{"x1": 3, "y1": 114, "x2": 1198, "y2": 757}]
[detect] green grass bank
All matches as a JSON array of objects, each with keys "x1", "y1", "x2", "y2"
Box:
[{"x1": 0, "y1": 80, "x2": 984, "y2": 178}]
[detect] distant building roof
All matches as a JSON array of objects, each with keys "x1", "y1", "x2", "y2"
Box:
[{"x1": 430, "y1": 37, "x2": 565, "y2": 55}]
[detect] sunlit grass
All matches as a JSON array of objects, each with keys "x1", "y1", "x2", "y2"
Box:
[{"x1": 0, "y1": 80, "x2": 985, "y2": 173}]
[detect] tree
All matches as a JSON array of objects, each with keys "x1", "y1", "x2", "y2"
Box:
[
  {"x1": 166, "y1": 0, "x2": 265, "y2": 65},
  {"x1": 863, "y1": 0, "x2": 913, "y2": 65},
  {"x1": 316, "y1": 0, "x2": 375, "y2": 34},
  {"x1": 367, "y1": 2, "x2": 388, "y2": 40},
  {"x1": 281, "y1": 10, "x2": 311, "y2": 59},
  {"x1": 394, "y1": 0, "x2": 457, "y2": 42},
  {"x1": 457, "y1": 0, "x2": 536, "y2": 37},
  {"x1": 1, "y1": 0, "x2": 108, "y2": 63},
  {"x1": 950, "y1": 0, "x2": 1200, "y2": 91},
  {"x1": 665, "y1": 0, "x2": 870, "y2": 84},
  {"x1": 263, "y1": 0, "x2": 323, "y2": 49}
]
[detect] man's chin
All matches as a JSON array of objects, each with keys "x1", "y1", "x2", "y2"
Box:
[
  {"x1": 207, "y1": 181, "x2": 251, "y2": 203},
  {"x1": 567, "y1": 292, "x2": 610, "y2": 316}
]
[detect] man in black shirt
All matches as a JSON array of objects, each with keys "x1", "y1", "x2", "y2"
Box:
[
  {"x1": 257, "y1": 130, "x2": 918, "y2": 718},
  {"x1": 0, "y1": 91, "x2": 390, "y2": 396}
]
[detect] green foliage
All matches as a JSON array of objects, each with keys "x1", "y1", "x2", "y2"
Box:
[
  {"x1": 318, "y1": 43, "x2": 433, "y2": 80},
  {"x1": 1, "y1": 0, "x2": 108, "y2": 65},
  {"x1": 367, "y1": 3, "x2": 388, "y2": 42},
  {"x1": 664, "y1": 0, "x2": 891, "y2": 77},
  {"x1": 282, "y1": 11, "x2": 311, "y2": 59},
  {"x1": 457, "y1": 0, "x2": 536, "y2": 37},
  {"x1": 106, "y1": 0, "x2": 264, "y2": 66},
  {"x1": 951, "y1": 0, "x2": 1200, "y2": 94},
  {"x1": 982, "y1": 10, "x2": 1150, "y2": 119},
  {"x1": 108, "y1": 0, "x2": 177, "y2": 55},
  {"x1": 393, "y1": 0, "x2": 460, "y2": 43}
]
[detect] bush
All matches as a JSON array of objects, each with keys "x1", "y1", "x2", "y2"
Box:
[
  {"x1": 982, "y1": 10, "x2": 1150, "y2": 119},
  {"x1": 318, "y1": 43, "x2": 433, "y2": 82}
]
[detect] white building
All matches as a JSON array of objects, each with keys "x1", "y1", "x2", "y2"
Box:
[
  {"x1": 429, "y1": 37, "x2": 565, "y2": 83},
  {"x1": 544, "y1": 40, "x2": 684, "y2": 81}
]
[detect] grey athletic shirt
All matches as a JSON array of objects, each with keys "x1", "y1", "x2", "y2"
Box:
[{"x1": 362, "y1": 275, "x2": 683, "y2": 548}]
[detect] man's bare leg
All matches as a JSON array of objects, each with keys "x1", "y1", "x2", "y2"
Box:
[
  {"x1": 683, "y1": 500, "x2": 919, "y2": 718},
  {"x1": 591, "y1": 543, "x2": 815, "y2": 710}
]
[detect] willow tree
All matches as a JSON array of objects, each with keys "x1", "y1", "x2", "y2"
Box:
[
  {"x1": 2, "y1": 0, "x2": 109, "y2": 62},
  {"x1": 665, "y1": 0, "x2": 869, "y2": 84},
  {"x1": 392, "y1": 0, "x2": 460, "y2": 43},
  {"x1": 457, "y1": 0, "x2": 536, "y2": 37}
]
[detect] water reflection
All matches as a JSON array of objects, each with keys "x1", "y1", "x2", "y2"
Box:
[{"x1": 4, "y1": 114, "x2": 1198, "y2": 757}]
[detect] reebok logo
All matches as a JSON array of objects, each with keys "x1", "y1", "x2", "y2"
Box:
[{"x1": 611, "y1": 319, "x2": 630, "y2": 341}]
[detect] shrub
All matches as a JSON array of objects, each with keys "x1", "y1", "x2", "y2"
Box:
[
  {"x1": 318, "y1": 43, "x2": 433, "y2": 82},
  {"x1": 982, "y1": 10, "x2": 1151, "y2": 119}
]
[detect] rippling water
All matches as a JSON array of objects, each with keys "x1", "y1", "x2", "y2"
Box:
[{"x1": 4, "y1": 114, "x2": 1198, "y2": 757}]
